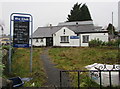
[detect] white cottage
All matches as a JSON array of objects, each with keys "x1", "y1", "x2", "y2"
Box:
[{"x1": 32, "y1": 21, "x2": 108, "y2": 47}]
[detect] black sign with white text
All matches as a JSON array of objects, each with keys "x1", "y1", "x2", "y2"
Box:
[{"x1": 13, "y1": 16, "x2": 30, "y2": 48}]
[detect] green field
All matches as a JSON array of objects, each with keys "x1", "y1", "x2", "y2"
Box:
[
  {"x1": 49, "y1": 47, "x2": 118, "y2": 87},
  {"x1": 49, "y1": 47, "x2": 118, "y2": 70},
  {"x1": 11, "y1": 48, "x2": 46, "y2": 87}
]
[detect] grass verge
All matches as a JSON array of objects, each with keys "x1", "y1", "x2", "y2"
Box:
[{"x1": 10, "y1": 48, "x2": 46, "y2": 87}]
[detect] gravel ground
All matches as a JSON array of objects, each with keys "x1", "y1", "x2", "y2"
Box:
[{"x1": 40, "y1": 48, "x2": 70, "y2": 87}]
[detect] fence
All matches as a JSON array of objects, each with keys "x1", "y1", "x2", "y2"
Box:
[{"x1": 60, "y1": 65, "x2": 120, "y2": 89}]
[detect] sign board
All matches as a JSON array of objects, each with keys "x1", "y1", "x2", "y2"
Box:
[
  {"x1": 70, "y1": 36, "x2": 79, "y2": 39},
  {"x1": 13, "y1": 16, "x2": 30, "y2": 48}
]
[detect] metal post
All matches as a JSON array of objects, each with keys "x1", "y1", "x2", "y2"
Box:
[
  {"x1": 8, "y1": 46, "x2": 12, "y2": 73},
  {"x1": 30, "y1": 42, "x2": 33, "y2": 72},
  {"x1": 109, "y1": 71, "x2": 112, "y2": 89},
  {"x1": 8, "y1": 14, "x2": 13, "y2": 73},
  {"x1": 118, "y1": 34, "x2": 120, "y2": 86},
  {"x1": 99, "y1": 71, "x2": 102, "y2": 89},
  {"x1": 78, "y1": 71, "x2": 80, "y2": 89},
  {"x1": 118, "y1": 34, "x2": 120, "y2": 63},
  {"x1": 0, "y1": 25, "x2": 3, "y2": 74},
  {"x1": 1, "y1": 25, "x2": 3, "y2": 57},
  {"x1": 60, "y1": 71, "x2": 62, "y2": 88},
  {"x1": 119, "y1": 70, "x2": 120, "y2": 87},
  {"x1": 30, "y1": 15, "x2": 33, "y2": 72}
]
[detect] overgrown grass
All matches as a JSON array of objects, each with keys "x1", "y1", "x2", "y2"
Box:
[
  {"x1": 0, "y1": 47, "x2": 3, "y2": 77},
  {"x1": 49, "y1": 47, "x2": 118, "y2": 87},
  {"x1": 49, "y1": 47, "x2": 118, "y2": 70},
  {"x1": 0, "y1": 46, "x2": 6, "y2": 77},
  {"x1": 11, "y1": 48, "x2": 46, "y2": 87}
]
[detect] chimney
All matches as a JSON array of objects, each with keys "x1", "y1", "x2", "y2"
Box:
[
  {"x1": 50, "y1": 24, "x2": 52, "y2": 27},
  {"x1": 76, "y1": 22, "x2": 78, "y2": 27},
  {"x1": 50, "y1": 24, "x2": 52, "y2": 29}
]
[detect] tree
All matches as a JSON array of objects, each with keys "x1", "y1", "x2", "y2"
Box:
[
  {"x1": 80, "y1": 4, "x2": 92, "y2": 21},
  {"x1": 67, "y1": 3, "x2": 92, "y2": 22},
  {"x1": 106, "y1": 23, "x2": 116, "y2": 35},
  {"x1": 67, "y1": 3, "x2": 81, "y2": 22}
]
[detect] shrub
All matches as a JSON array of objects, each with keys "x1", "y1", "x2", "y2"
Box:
[
  {"x1": 2, "y1": 45, "x2": 10, "y2": 50},
  {"x1": 106, "y1": 41, "x2": 114, "y2": 46},
  {"x1": 89, "y1": 39, "x2": 120, "y2": 47},
  {"x1": 89, "y1": 39, "x2": 104, "y2": 47},
  {"x1": 106, "y1": 39, "x2": 120, "y2": 47}
]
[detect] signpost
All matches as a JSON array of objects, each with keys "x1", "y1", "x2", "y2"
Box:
[{"x1": 9, "y1": 13, "x2": 33, "y2": 73}]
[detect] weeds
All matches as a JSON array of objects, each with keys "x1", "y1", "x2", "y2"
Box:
[
  {"x1": 11, "y1": 48, "x2": 46, "y2": 87},
  {"x1": 49, "y1": 47, "x2": 118, "y2": 87}
]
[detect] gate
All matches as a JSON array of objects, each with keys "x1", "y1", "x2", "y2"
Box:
[{"x1": 60, "y1": 65, "x2": 120, "y2": 89}]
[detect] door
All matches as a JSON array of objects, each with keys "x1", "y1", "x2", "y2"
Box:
[{"x1": 46, "y1": 37, "x2": 53, "y2": 46}]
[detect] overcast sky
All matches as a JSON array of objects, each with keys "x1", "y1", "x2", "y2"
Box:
[{"x1": 0, "y1": 0, "x2": 119, "y2": 35}]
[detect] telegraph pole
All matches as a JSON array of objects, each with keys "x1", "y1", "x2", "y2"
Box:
[
  {"x1": 118, "y1": 34, "x2": 120, "y2": 64},
  {"x1": 112, "y1": 12, "x2": 114, "y2": 39}
]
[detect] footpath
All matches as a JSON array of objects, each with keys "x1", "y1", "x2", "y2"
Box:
[{"x1": 40, "y1": 48, "x2": 69, "y2": 87}]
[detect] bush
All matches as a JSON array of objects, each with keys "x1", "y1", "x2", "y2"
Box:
[
  {"x1": 106, "y1": 39, "x2": 120, "y2": 47},
  {"x1": 106, "y1": 41, "x2": 114, "y2": 46},
  {"x1": 89, "y1": 39, "x2": 104, "y2": 47},
  {"x1": 89, "y1": 39, "x2": 120, "y2": 47},
  {"x1": 2, "y1": 45, "x2": 10, "y2": 50}
]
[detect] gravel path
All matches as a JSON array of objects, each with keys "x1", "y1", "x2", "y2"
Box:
[{"x1": 40, "y1": 48, "x2": 69, "y2": 87}]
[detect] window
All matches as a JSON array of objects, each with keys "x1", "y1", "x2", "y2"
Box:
[
  {"x1": 63, "y1": 29, "x2": 65, "y2": 34},
  {"x1": 64, "y1": 29, "x2": 65, "y2": 33},
  {"x1": 40, "y1": 38, "x2": 43, "y2": 42},
  {"x1": 36, "y1": 39, "x2": 38, "y2": 42},
  {"x1": 60, "y1": 36, "x2": 69, "y2": 43},
  {"x1": 83, "y1": 35, "x2": 89, "y2": 43}
]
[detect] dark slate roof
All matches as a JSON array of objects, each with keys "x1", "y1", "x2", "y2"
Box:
[
  {"x1": 33, "y1": 24, "x2": 108, "y2": 38},
  {"x1": 33, "y1": 26, "x2": 62, "y2": 38}
]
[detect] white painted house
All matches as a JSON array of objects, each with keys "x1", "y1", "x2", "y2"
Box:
[{"x1": 32, "y1": 21, "x2": 108, "y2": 47}]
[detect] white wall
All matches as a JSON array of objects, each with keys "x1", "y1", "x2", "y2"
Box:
[
  {"x1": 31, "y1": 28, "x2": 108, "y2": 47},
  {"x1": 90, "y1": 33, "x2": 108, "y2": 42},
  {"x1": 53, "y1": 27, "x2": 79, "y2": 47},
  {"x1": 80, "y1": 33, "x2": 108, "y2": 47},
  {"x1": 32, "y1": 38, "x2": 46, "y2": 46},
  {"x1": 118, "y1": 1, "x2": 120, "y2": 32}
]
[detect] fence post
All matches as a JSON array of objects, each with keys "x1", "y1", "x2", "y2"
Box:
[
  {"x1": 78, "y1": 71, "x2": 80, "y2": 89},
  {"x1": 119, "y1": 70, "x2": 120, "y2": 87},
  {"x1": 109, "y1": 71, "x2": 112, "y2": 89},
  {"x1": 99, "y1": 70, "x2": 102, "y2": 89},
  {"x1": 60, "y1": 71, "x2": 62, "y2": 88}
]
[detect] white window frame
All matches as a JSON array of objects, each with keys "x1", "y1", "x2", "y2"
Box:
[
  {"x1": 83, "y1": 35, "x2": 89, "y2": 43},
  {"x1": 60, "y1": 36, "x2": 69, "y2": 43}
]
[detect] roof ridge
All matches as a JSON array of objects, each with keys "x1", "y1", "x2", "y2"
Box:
[{"x1": 37, "y1": 24, "x2": 94, "y2": 28}]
